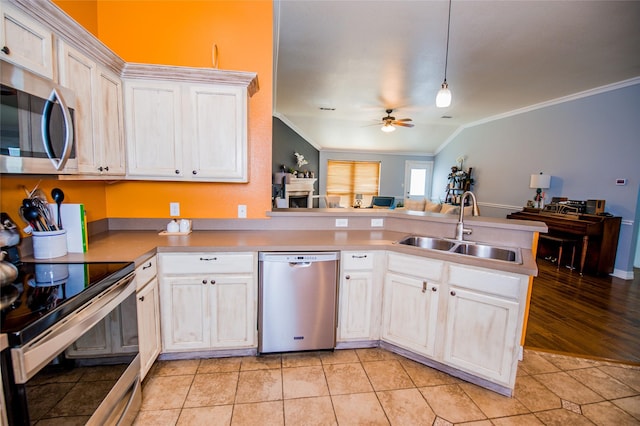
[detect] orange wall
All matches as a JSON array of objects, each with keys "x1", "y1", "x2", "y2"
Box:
[
  {"x1": 1, "y1": 2, "x2": 272, "y2": 222},
  {"x1": 54, "y1": 0, "x2": 99, "y2": 36},
  {"x1": 0, "y1": 176, "x2": 107, "y2": 235},
  {"x1": 52, "y1": 0, "x2": 272, "y2": 220}
]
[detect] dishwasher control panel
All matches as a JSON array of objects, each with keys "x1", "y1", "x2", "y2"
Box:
[{"x1": 258, "y1": 252, "x2": 339, "y2": 263}]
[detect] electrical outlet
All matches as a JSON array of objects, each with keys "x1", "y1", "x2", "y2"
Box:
[
  {"x1": 238, "y1": 204, "x2": 247, "y2": 218},
  {"x1": 170, "y1": 202, "x2": 180, "y2": 217},
  {"x1": 371, "y1": 218, "x2": 384, "y2": 227},
  {"x1": 335, "y1": 218, "x2": 348, "y2": 227}
]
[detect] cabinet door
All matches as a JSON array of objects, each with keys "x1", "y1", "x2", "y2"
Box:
[
  {"x1": 443, "y1": 286, "x2": 519, "y2": 385},
  {"x1": 58, "y1": 42, "x2": 98, "y2": 173},
  {"x1": 338, "y1": 270, "x2": 374, "y2": 341},
  {"x1": 187, "y1": 84, "x2": 247, "y2": 181},
  {"x1": 96, "y1": 67, "x2": 126, "y2": 175},
  {"x1": 210, "y1": 275, "x2": 256, "y2": 348},
  {"x1": 125, "y1": 81, "x2": 182, "y2": 177},
  {"x1": 137, "y1": 277, "x2": 161, "y2": 379},
  {"x1": 0, "y1": 2, "x2": 53, "y2": 79},
  {"x1": 160, "y1": 275, "x2": 209, "y2": 351},
  {"x1": 382, "y1": 272, "x2": 440, "y2": 357}
]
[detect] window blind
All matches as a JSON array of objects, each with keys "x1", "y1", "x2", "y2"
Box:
[{"x1": 326, "y1": 160, "x2": 380, "y2": 206}]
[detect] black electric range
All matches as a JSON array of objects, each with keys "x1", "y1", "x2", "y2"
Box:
[{"x1": 1, "y1": 261, "x2": 135, "y2": 347}]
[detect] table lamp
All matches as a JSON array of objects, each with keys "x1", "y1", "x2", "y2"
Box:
[
  {"x1": 530, "y1": 173, "x2": 551, "y2": 209},
  {"x1": 354, "y1": 193, "x2": 363, "y2": 208}
]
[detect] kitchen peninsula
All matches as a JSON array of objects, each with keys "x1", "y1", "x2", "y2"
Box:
[{"x1": 19, "y1": 209, "x2": 546, "y2": 396}]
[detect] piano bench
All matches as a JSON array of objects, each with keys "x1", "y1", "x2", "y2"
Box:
[{"x1": 539, "y1": 234, "x2": 577, "y2": 271}]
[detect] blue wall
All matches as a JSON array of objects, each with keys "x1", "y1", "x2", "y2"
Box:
[{"x1": 433, "y1": 82, "x2": 640, "y2": 277}]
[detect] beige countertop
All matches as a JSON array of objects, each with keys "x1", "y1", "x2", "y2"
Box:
[{"x1": 23, "y1": 229, "x2": 540, "y2": 276}]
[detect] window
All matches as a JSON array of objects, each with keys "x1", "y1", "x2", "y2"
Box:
[{"x1": 326, "y1": 160, "x2": 380, "y2": 207}]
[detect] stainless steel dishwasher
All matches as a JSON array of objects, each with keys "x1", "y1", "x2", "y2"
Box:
[{"x1": 258, "y1": 252, "x2": 339, "y2": 353}]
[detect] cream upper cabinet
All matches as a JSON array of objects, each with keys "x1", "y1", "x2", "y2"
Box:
[
  {"x1": 186, "y1": 84, "x2": 247, "y2": 180},
  {"x1": 158, "y1": 252, "x2": 257, "y2": 352},
  {"x1": 0, "y1": 2, "x2": 53, "y2": 79},
  {"x1": 337, "y1": 251, "x2": 383, "y2": 342},
  {"x1": 124, "y1": 80, "x2": 183, "y2": 177},
  {"x1": 58, "y1": 42, "x2": 125, "y2": 176},
  {"x1": 442, "y1": 263, "x2": 527, "y2": 388},
  {"x1": 382, "y1": 253, "x2": 443, "y2": 357},
  {"x1": 123, "y1": 67, "x2": 253, "y2": 182}
]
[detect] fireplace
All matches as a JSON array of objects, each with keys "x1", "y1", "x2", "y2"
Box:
[{"x1": 285, "y1": 178, "x2": 316, "y2": 208}]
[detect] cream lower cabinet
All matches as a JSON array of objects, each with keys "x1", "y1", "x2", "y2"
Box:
[
  {"x1": 159, "y1": 253, "x2": 257, "y2": 352},
  {"x1": 382, "y1": 253, "x2": 528, "y2": 392},
  {"x1": 136, "y1": 256, "x2": 161, "y2": 380},
  {"x1": 442, "y1": 263, "x2": 526, "y2": 387},
  {"x1": 124, "y1": 76, "x2": 248, "y2": 182},
  {"x1": 382, "y1": 253, "x2": 443, "y2": 357},
  {"x1": 58, "y1": 41, "x2": 125, "y2": 176},
  {"x1": 337, "y1": 251, "x2": 383, "y2": 342}
]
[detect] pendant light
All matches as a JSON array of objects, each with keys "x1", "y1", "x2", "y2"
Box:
[{"x1": 436, "y1": 0, "x2": 453, "y2": 108}]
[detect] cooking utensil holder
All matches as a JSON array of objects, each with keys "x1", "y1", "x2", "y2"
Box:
[{"x1": 32, "y1": 230, "x2": 67, "y2": 259}]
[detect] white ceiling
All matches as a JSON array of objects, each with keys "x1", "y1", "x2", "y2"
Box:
[{"x1": 273, "y1": 0, "x2": 640, "y2": 154}]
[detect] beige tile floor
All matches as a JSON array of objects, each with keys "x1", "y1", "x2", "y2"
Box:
[{"x1": 133, "y1": 348, "x2": 640, "y2": 425}]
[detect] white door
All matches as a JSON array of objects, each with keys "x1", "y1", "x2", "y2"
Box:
[{"x1": 404, "y1": 161, "x2": 433, "y2": 201}]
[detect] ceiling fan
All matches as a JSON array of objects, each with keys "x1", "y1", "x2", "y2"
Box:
[{"x1": 379, "y1": 109, "x2": 414, "y2": 132}]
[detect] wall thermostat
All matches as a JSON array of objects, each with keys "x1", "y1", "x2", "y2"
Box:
[{"x1": 615, "y1": 179, "x2": 627, "y2": 186}]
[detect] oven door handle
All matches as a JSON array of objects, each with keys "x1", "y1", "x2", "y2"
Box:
[{"x1": 10, "y1": 273, "x2": 136, "y2": 384}]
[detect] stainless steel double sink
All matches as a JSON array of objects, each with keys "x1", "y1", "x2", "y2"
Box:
[{"x1": 395, "y1": 235, "x2": 522, "y2": 264}]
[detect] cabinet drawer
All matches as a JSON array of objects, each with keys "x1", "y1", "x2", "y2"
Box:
[
  {"x1": 160, "y1": 252, "x2": 255, "y2": 274},
  {"x1": 387, "y1": 252, "x2": 443, "y2": 281},
  {"x1": 342, "y1": 251, "x2": 375, "y2": 270},
  {"x1": 448, "y1": 264, "x2": 524, "y2": 299},
  {"x1": 136, "y1": 255, "x2": 157, "y2": 289}
]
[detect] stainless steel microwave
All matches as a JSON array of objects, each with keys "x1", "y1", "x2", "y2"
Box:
[{"x1": 0, "y1": 61, "x2": 78, "y2": 174}]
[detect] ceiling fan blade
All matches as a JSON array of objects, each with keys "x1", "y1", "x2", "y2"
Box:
[
  {"x1": 394, "y1": 122, "x2": 414, "y2": 128},
  {"x1": 395, "y1": 118, "x2": 413, "y2": 122}
]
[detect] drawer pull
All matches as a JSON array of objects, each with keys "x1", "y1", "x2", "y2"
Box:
[
  {"x1": 352, "y1": 254, "x2": 367, "y2": 259},
  {"x1": 422, "y1": 281, "x2": 427, "y2": 293},
  {"x1": 432, "y1": 286, "x2": 437, "y2": 292},
  {"x1": 1, "y1": 46, "x2": 9, "y2": 55},
  {"x1": 202, "y1": 279, "x2": 208, "y2": 284},
  {"x1": 142, "y1": 262, "x2": 153, "y2": 270},
  {"x1": 345, "y1": 275, "x2": 351, "y2": 280},
  {"x1": 138, "y1": 296, "x2": 144, "y2": 302},
  {"x1": 200, "y1": 257, "x2": 217, "y2": 261},
  {"x1": 450, "y1": 290, "x2": 456, "y2": 296},
  {"x1": 210, "y1": 279, "x2": 216, "y2": 285}
]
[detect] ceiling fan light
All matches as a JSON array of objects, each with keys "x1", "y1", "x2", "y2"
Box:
[
  {"x1": 436, "y1": 81, "x2": 452, "y2": 108},
  {"x1": 381, "y1": 123, "x2": 395, "y2": 132}
]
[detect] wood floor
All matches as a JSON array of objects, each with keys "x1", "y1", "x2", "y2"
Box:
[{"x1": 525, "y1": 259, "x2": 640, "y2": 364}]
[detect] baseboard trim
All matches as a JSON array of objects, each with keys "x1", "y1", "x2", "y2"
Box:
[{"x1": 612, "y1": 268, "x2": 635, "y2": 280}]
